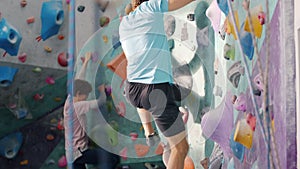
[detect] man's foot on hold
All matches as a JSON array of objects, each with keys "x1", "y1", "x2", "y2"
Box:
[{"x1": 146, "y1": 132, "x2": 160, "y2": 147}]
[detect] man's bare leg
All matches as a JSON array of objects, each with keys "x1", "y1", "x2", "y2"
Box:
[
  {"x1": 164, "y1": 131, "x2": 189, "y2": 169},
  {"x1": 137, "y1": 108, "x2": 154, "y2": 137}
]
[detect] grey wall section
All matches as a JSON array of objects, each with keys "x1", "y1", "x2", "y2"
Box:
[
  {"x1": 0, "y1": 0, "x2": 69, "y2": 70},
  {"x1": 280, "y1": 0, "x2": 297, "y2": 168}
]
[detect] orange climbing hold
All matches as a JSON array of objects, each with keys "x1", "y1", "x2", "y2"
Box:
[
  {"x1": 20, "y1": 159, "x2": 28, "y2": 165},
  {"x1": 107, "y1": 52, "x2": 127, "y2": 80},
  {"x1": 184, "y1": 156, "x2": 195, "y2": 169},
  {"x1": 26, "y1": 16, "x2": 35, "y2": 24},
  {"x1": 57, "y1": 34, "x2": 64, "y2": 40},
  {"x1": 155, "y1": 142, "x2": 164, "y2": 155},
  {"x1": 134, "y1": 144, "x2": 150, "y2": 157}
]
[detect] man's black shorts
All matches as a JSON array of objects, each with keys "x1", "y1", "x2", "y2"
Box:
[{"x1": 124, "y1": 81, "x2": 185, "y2": 137}]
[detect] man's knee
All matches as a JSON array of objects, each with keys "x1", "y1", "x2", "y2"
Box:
[{"x1": 173, "y1": 138, "x2": 189, "y2": 155}]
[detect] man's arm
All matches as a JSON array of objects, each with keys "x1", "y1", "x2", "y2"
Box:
[
  {"x1": 168, "y1": 0, "x2": 194, "y2": 11},
  {"x1": 76, "y1": 52, "x2": 92, "y2": 80}
]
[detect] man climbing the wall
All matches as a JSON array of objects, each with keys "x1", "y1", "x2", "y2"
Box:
[
  {"x1": 119, "y1": 0, "x2": 194, "y2": 168},
  {"x1": 63, "y1": 52, "x2": 119, "y2": 169}
]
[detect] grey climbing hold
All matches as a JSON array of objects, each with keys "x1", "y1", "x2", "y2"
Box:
[{"x1": 227, "y1": 60, "x2": 245, "y2": 88}]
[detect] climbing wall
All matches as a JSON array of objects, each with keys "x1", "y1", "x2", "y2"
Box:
[{"x1": 0, "y1": 0, "x2": 69, "y2": 168}]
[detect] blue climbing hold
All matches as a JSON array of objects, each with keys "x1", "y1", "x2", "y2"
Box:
[
  {"x1": 240, "y1": 23, "x2": 254, "y2": 60},
  {"x1": 0, "y1": 132, "x2": 23, "y2": 159},
  {"x1": 0, "y1": 66, "x2": 18, "y2": 87},
  {"x1": 40, "y1": 0, "x2": 64, "y2": 41},
  {"x1": 0, "y1": 18, "x2": 22, "y2": 56},
  {"x1": 230, "y1": 129, "x2": 245, "y2": 162}
]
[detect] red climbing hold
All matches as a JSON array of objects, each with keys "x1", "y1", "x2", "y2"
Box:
[
  {"x1": 58, "y1": 52, "x2": 68, "y2": 67},
  {"x1": 18, "y1": 53, "x2": 27, "y2": 63}
]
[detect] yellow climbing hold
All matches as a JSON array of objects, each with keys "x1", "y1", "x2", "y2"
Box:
[
  {"x1": 244, "y1": 5, "x2": 263, "y2": 38},
  {"x1": 44, "y1": 46, "x2": 52, "y2": 53},
  {"x1": 225, "y1": 11, "x2": 240, "y2": 40},
  {"x1": 102, "y1": 35, "x2": 108, "y2": 43},
  {"x1": 234, "y1": 119, "x2": 253, "y2": 149}
]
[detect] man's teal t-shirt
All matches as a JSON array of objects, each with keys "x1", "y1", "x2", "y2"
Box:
[{"x1": 119, "y1": 0, "x2": 173, "y2": 84}]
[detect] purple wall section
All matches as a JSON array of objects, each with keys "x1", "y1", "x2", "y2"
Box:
[{"x1": 251, "y1": 1, "x2": 296, "y2": 168}]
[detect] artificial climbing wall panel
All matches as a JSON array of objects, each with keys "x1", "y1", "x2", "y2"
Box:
[
  {"x1": 0, "y1": 0, "x2": 69, "y2": 70},
  {"x1": 72, "y1": 0, "x2": 295, "y2": 169}
]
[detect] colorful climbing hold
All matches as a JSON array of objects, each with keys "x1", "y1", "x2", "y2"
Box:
[
  {"x1": 54, "y1": 97, "x2": 62, "y2": 102},
  {"x1": 46, "y1": 134, "x2": 55, "y2": 141},
  {"x1": 258, "y1": 11, "x2": 266, "y2": 25},
  {"x1": 234, "y1": 119, "x2": 253, "y2": 149},
  {"x1": 134, "y1": 144, "x2": 150, "y2": 157},
  {"x1": 44, "y1": 46, "x2": 52, "y2": 53},
  {"x1": 45, "y1": 76, "x2": 55, "y2": 85},
  {"x1": 99, "y1": 16, "x2": 110, "y2": 27},
  {"x1": 32, "y1": 67, "x2": 42, "y2": 73},
  {"x1": 244, "y1": 5, "x2": 264, "y2": 38},
  {"x1": 129, "y1": 132, "x2": 138, "y2": 141},
  {"x1": 223, "y1": 43, "x2": 235, "y2": 60},
  {"x1": 33, "y1": 93, "x2": 44, "y2": 101},
  {"x1": 233, "y1": 93, "x2": 247, "y2": 112},
  {"x1": 57, "y1": 34, "x2": 64, "y2": 40},
  {"x1": 227, "y1": 61, "x2": 245, "y2": 88},
  {"x1": 26, "y1": 16, "x2": 35, "y2": 24},
  {"x1": 0, "y1": 18, "x2": 23, "y2": 56},
  {"x1": 102, "y1": 35, "x2": 108, "y2": 43},
  {"x1": 119, "y1": 147, "x2": 128, "y2": 160},
  {"x1": 230, "y1": 130, "x2": 245, "y2": 162},
  {"x1": 77, "y1": 5, "x2": 85, "y2": 12},
  {"x1": 246, "y1": 113, "x2": 256, "y2": 131},
  {"x1": 18, "y1": 53, "x2": 27, "y2": 63},
  {"x1": 20, "y1": 0, "x2": 27, "y2": 7},
  {"x1": 57, "y1": 155, "x2": 67, "y2": 168},
  {"x1": 40, "y1": 0, "x2": 64, "y2": 41},
  {"x1": 20, "y1": 159, "x2": 28, "y2": 165},
  {"x1": 57, "y1": 52, "x2": 68, "y2": 67},
  {"x1": 240, "y1": 23, "x2": 254, "y2": 60},
  {"x1": 225, "y1": 11, "x2": 240, "y2": 40},
  {"x1": 155, "y1": 143, "x2": 164, "y2": 155}
]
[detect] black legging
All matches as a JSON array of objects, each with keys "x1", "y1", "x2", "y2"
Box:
[{"x1": 73, "y1": 148, "x2": 119, "y2": 169}]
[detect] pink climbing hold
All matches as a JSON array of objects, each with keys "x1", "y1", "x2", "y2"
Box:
[
  {"x1": 26, "y1": 16, "x2": 35, "y2": 24},
  {"x1": 119, "y1": 147, "x2": 128, "y2": 160},
  {"x1": 233, "y1": 93, "x2": 247, "y2": 112},
  {"x1": 129, "y1": 132, "x2": 138, "y2": 141},
  {"x1": 46, "y1": 77, "x2": 55, "y2": 85},
  {"x1": 116, "y1": 101, "x2": 126, "y2": 117},
  {"x1": 18, "y1": 53, "x2": 27, "y2": 63},
  {"x1": 57, "y1": 155, "x2": 67, "y2": 168},
  {"x1": 33, "y1": 93, "x2": 44, "y2": 101},
  {"x1": 246, "y1": 113, "x2": 256, "y2": 131},
  {"x1": 66, "y1": 0, "x2": 70, "y2": 4},
  {"x1": 258, "y1": 11, "x2": 266, "y2": 25}
]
